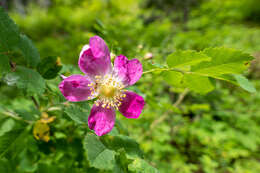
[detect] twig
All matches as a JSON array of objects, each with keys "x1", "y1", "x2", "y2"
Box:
[
  {"x1": 140, "y1": 88, "x2": 189, "y2": 140},
  {"x1": 31, "y1": 96, "x2": 40, "y2": 109}
]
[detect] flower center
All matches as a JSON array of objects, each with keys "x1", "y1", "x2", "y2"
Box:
[
  {"x1": 99, "y1": 85, "x2": 117, "y2": 98},
  {"x1": 92, "y1": 74, "x2": 126, "y2": 109}
]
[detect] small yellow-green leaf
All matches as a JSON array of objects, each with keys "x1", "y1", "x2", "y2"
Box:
[{"x1": 233, "y1": 74, "x2": 256, "y2": 93}]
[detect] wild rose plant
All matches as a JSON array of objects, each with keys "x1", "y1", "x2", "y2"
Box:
[{"x1": 59, "y1": 36, "x2": 145, "y2": 136}]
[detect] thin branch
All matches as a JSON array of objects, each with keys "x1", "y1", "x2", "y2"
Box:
[
  {"x1": 140, "y1": 88, "x2": 189, "y2": 140},
  {"x1": 31, "y1": 96, "x2": 40, "y2": 109}
]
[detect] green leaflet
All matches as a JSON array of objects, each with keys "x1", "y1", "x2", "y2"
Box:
[
  {"x1": 191, "y1": 47, "x2": 253, "y2": 76},
  {"x1": 0, "y1": 54, "x2": 11, "y2": 78},
  {"x1": 233, "y1": 74, "x2": 256, "y2": 93},
  {"x1": 102, "y1": 135, "x2": 143, "y2": 158},
  {"x1": 64, "y1": 103, "x2": 90, "y2": 124},
  {"x1": 162, "y1": 71, "x2": 184, "y2": 88},
  {"x1": 37, "y1": 56, "x2": 62, "y2": 79},
  {"x1": 83, "y1": 133, "x2": 159, "y2": 172},
  {"x1": 17, "y1": 34, "x2": 40, "y2": 68},
  {"x1": 4, "y1": 66, "x2": 46, "y2": 95},
  {"x1": 167, "y1": 50, "x2": 211, "y2": 69},
  {"x1": 0, "y1": 126, "x2": 27, "y2": 158},
  {"x1": 128, "y1": 158, "x2": 160, "y2": 173},
  {"x1": 183, "y1": 74, "x2": 215, "y2": 94},
  {"x1": 0, "y1": 7, "x2": 20, "y2": 50},
  {"x1": 0, "y1": 8, "x2": 40, "y2": 68},
  {"x1": 83, "y1": 133, "x2": 116, "y2": 170},
  {"x1": 164, "y1": 47, "x2": 254, "y2": 94}
]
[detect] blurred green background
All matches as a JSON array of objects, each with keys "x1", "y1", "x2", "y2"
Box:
[{"x1": 1, "y1": 0, "x2": 260, "y2": 172}]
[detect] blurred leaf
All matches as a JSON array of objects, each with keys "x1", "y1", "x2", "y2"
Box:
[
  {"x1": 192, "y1": 47, "x2": 253, "y2": 76},
  {"x1": 0, "y1": 126, "x2": 27, "y2": 158},
  {"x1": 37, "y1": 56, "x2": 62, "y2": 79},
  {"x1": 4, "y1": 66, "x2": 46, "y2": 95},
  {"x1": 33, "y1": 121, "x2": 50, "y2": 142},
  {"x1": 0, "y1": 119, "x2": 15, "y2": 136},
  {"x1": 64, "y1": 103, "x2": 90, "y2": 124},
  {"x1": 0, "y1": 54, "x2": 11, "y2": 78},
  {"x1": 233, "y1": 74, "x2": 256, "y2": 93},
  {"x1": 83, "y1": 133, "x2": 116, "y2": 170},
  {"x1": 0, "y1": 158, "x2": 12, "y2": 172},
  {"x1": 183, "y1": 73, "x2": 215, "y2": 94},
  {"x1": 18, "y1": 150, "x2": 38, "y2": 172},
  {"x1": 167, "y1": 50, "x2": 211, "y2": 69}
]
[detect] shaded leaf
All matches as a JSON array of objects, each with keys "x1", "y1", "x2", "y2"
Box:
[
  {"x1": 0, "y1": 126, "x2": 27, "y2": 158},
  {"x1": 37, "y1": 56, "x2": 62, "y2": 79},
  {"x1": 103, "y1": 135, "x2": 143, "y2": 158},
  {"x1": 0, "y1": 54, "x2": 11, "y2": 78},
  {"x1": 4, "y1": 66, "x2": 46, "y2": 95},
  {"x1": 17, "y1": 34, "x2": 40, "y2": 68},
  {"x1": 83, "y1": 133, "x2": 116, "y2": 170},
  {"x1": 0, "y1": 7, "x2": 20, "y2": 50},
  {"x1": 64, "y1": 104, "x2": 90, "y2": 124}
]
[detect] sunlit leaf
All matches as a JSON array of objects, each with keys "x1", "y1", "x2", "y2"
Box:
[
  {"x1": 183, "y1": 73, "x2": 215, "y2": 94},
  {"x1": 192, "y1": 47, "x2": 253, "y2": 76},
  {"x1": 167, "y1": 50, "x2": 211, "y2": 69},
  {"x1": 233, "y1": 74, "x2": 256, "y2": 93}
]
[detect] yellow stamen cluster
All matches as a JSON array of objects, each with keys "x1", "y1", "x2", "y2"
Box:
[{"x1": 89, "y1": 74, "x2": 126, "y2": 109}]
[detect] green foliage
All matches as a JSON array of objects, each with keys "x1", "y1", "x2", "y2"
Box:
[
  {"x1": 192, "y1": 47, "x2": 253, "y2": 76},
  {"x1": 0, "y1": 54, "x2": 11, "y2": 78},
  {"x1": 18, "y1": 34, "x2": 40, "y2": 68},
  {"x1": 0, "y1": 7, "x2": 20, "y2": 50},
  {"x1": 37, "y1": 56, "x2": 62, "y2": 79},
  {"x1": 84, "y1": 134, "x2": 116, "y2": 170},
  {"x1": 233, "y1": 74, "x2": 257, "y2": 93},
  {"x1": 164, "y1": 47, "x2": 255, "y2": 94},
  {"x1": 64, "y1": 103, "x2": 90, "y2": 125},
  {"x1": 0, "y1": 7, "x2": 40, "y2": 68},
  {"x1": 167, "y1": 50, "x2": 211, "y2": 69},
  {"x1": 4, "y1": 66, "x2": 46, "y2": 95},
  {"x1": 0, "y1": 0, "x2": 259, "y2": 173},
  {"x1": 84, "y1": 133, "x2": 157, "y2": 172}
]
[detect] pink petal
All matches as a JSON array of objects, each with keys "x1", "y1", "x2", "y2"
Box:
[
  {"x1": 59, "y1": 75, "x2": 94, "y2": 102},
  {"x1": 114, "y1": 55, "x2": 142, "y2": 86},
  {"x1": 78, "y1": 36, "x2": 112, "y2": 79},
  {"x1": 88, "y1": 104, "x2": 116, "y2": 136},
  {"x1": 119, "y1": 91, "x2": 145, "y2": 119}
]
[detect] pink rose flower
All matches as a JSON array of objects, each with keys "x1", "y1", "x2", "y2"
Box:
[{"x1": 59, "y1": 36, "x2": 145, "y2": 136}]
